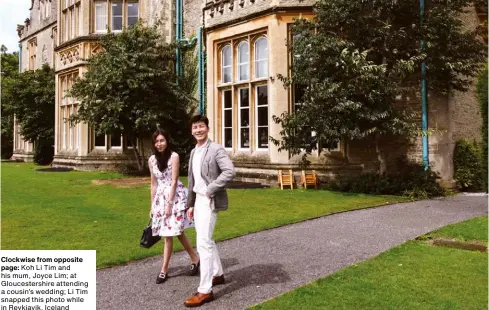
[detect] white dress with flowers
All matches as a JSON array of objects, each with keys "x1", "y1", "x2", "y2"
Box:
[{"x1": 149, "y1": 153, "x2": 194, "y2": 237}]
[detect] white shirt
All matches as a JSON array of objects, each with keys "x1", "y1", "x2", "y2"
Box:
[{"x1": 192, "y1": 140, "x2": 208, "y2": 195}]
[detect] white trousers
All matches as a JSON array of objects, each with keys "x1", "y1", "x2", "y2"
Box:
[{"x1": 194, "y1": 194, "x2": 223, "y2": 294}]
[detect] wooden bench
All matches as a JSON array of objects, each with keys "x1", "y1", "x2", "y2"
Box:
[
  {"x1": 277, "y1": 169, "x2": 294, "y2": 190},
  {"x1": 301, "y1": 170, "x2": 318, "y2": 190}
]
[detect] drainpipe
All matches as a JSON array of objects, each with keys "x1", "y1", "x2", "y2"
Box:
[
  {"x1": 420, "y1": 0, "x2": 429, "y2": 170},
  {"x1": 198, "y1": 26, "x2": 205, "y2": 115}
]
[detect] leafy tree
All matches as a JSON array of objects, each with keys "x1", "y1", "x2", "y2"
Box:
[
  {"x1": 1, "y1": 45, "x2": 19, "y2": 159},
  {"x1": 274, "y1": 0, "x2": 487, "y2": 172},
  {"x1": 70, "y1": 22, "x2": 196, "y2": 171},
  {"x1": 4, "y1": 64, "x2": 55, "y2": 164}
]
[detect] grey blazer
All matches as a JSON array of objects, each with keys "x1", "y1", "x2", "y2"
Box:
[{"x1": 187, "y1": 140, "x2": 236, "y2": 211}]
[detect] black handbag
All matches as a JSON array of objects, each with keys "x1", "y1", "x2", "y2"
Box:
[{"x1": 140, "y1": 219, "x2": 161, "y2": 248}]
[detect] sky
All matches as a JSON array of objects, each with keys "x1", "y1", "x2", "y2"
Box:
[{"x1": 0, "y1": 0, "x2": 32, "y2": 53}]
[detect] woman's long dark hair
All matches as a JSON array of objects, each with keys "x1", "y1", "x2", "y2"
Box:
[{"x1": 151, "y1": 129, "x2": 173, "y2": 172}]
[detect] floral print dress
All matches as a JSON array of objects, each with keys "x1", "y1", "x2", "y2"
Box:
[{"x1": 149, "y1": 153, "x2": 194, "y2": 237}]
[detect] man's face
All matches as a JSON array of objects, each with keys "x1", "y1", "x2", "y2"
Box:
[{"x1": 191, "y1": 121, "x2": 209, "y2": 143}]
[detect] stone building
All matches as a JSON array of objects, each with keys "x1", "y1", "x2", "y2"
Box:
[
  {"x1": 201, "y1": 0, "x2": 486, "y2": 187},
  {"x1": 14, "y1": 0, "x2": 486, "y2": 187},
  {"x1": 50, "y1": 0, "x2": 200, "y2": 170},
  {"x1": 13, "y1": 0, "x2": 58, "y2": 162}
]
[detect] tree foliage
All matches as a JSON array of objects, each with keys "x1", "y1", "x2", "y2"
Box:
[
  {"x1": 69, "y1": 22, "x2": 197, "y2": 171},
  {"x1": 273, "y1": 0, "x2": 487, "y2": 169},
  {"x1": 3, "y1": 63, "x2": 55, "y2": 163},
  {"x1": 1, "y1": 45, "x2": 19, "y2": 159}
]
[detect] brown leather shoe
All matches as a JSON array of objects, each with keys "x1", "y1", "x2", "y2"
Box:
[
  {"x1": 184, "y1": 292, "x2": 214, "y2": 307},
  {"x1": 212, "y1": 274, "x2": 225, "y2": 286}
]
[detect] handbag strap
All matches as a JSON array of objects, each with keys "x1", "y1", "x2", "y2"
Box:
[{"x1": 148, "y1": 218, "x2": 152, "y2": 226}]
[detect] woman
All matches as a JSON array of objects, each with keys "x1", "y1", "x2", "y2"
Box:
[{"x1": 149, "y1": 129, "x2": 199, "y2": 284}]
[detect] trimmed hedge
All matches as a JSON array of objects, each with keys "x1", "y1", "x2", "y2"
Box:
[{"x1": 327, "y1": 157, "x2": 446, "y2": 199}]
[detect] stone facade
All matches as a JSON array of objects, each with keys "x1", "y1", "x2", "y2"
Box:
[
  {"x1": 202, "y1": 0, "x2": 486, "y2": 186},
  {"x1": 12, "y1": 0, "x2": 58, "y2": 162},
  {"x1": 13, "y1": 0, "x2": 484, "y2": 185},
  {"x1": 49, "y1": 0, "x2": 203, "y2": 171}
]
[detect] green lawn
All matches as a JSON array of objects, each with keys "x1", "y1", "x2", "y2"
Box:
[
  {"x1": 423, "y1": 216, "x2": 488, "y2": 245},
  {"x1": 250, "y1": 217, "x2": 488, "y2": 310},
  {"x1": 1, "y1": 162, "x2": 405, "y2": 269}
]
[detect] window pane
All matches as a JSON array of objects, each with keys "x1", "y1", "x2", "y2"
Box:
[
  {"x1": 127, "y1": 2, "x2": 139, "y2": 16},
  {"x1": 112, "y1": 2, "x2": 123, "y2": 31},
  {"x1": 258, "y1": 127, "x2": 268, "y2": 148},
  {"x1": 240, "y1": 128, "x2": 250, "y2": 148},
  {"x1": 113, "y1": 17, "x2": 123, "y2": 30},
  {"x1": 258, "y1": 106, "x2": 268, "y2": 126},
  {"x1": 224, "y1": 90, "x2": 232, "y2": 108},
  {"x1": 95, "y1": 1, "x2": 107, "y2": 31},
  {"x1": 239, "y1": 88, "x2": 249, "y2": 107},
  {"x1": 256, "y1": 60, "x2": 267, "y2": 78},
  {"x1": 240, "y1": 109, "x2": 249, "y2": 127},
  {"x1": 255, "y1": 37, "x2": 267, "y2": 60},
  {"x1": 111, "y1": 130, "x2": 122, "y2": 147},
  {"x1": 95, "y1": 129, "x2": 105, "y2": 147},
  {"x1": 239, "y1": 64, "x2": 249, "y2": 80},
  {"x1": 222, "y1": 46, "x2": 231, "y2": 66},
  {"x1": 223, "y1": 68, "x2": 232, "y2": 83},
  {"x1": 127, "y1": 2, "x2": 139, "y2": 27},
  {"x1": 127, "y1": 17, "x2": 138, "y2": 27},
  {"x1": 224, "y1": 128, "x2": 232, "y2": 148},
  {"x1": 257, "y1": 85, "x2": 267, "y2": 106},
  {"x1": 224, "y1": 110, "x2": 232, "y2": 128},
  {"x1": 238, "y1": 42, "x2": 249, "y2": 62}
]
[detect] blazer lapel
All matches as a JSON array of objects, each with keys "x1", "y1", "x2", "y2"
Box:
[{"x1": 200, "y1": 139, "x2": 211, "y2": 168}]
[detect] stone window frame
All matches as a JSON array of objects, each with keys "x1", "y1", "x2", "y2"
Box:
[
  {"x1": 216, "y1": 30, "x2": 270, "y2": 153},
  {"x1": 58, "y1": 70, "x2": 80, "y2": 152},
  {"x1": 60, "y1": 1, "x2": 81, "y2": 44},
  {"x1": 28, "y1": 37, "x2": 37, "y2": 71},
  {"x1": 221, "y1": 45, "x2": 232, "y2": 84},
  {"x1": 92, "y1": 0, "x2": 140, "y2": 34},
  {"x1": 237, "y1": 87, "x2": 250, "y2": 151},
  {"x1": 255, "y1": 84, "x2": 269, "y2": 150},
  {"x1": 254, "y1": 36, "x2": 268, "y2": 79},
  {"x1": 237, "y1": 41, "x2": 249, "y2": 81},
  {"x1": 221, "y1": 89, "x2": 233, "y2": 150},
  {"x1": 287, "y1": 26, "x2": 342, "y2": 154}
]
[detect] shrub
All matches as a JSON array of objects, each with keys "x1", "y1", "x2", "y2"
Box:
[
  {"x1": 476, "y1": 66, "x2": 488, "y2": 192},
  {"x1": 33, "y1": 139, "x2": 54, "y2": 166},
  {"x1": 453, "y1": 139, "x2": 483, "y2": 191},
  {"x1": 327, "y1": 157, "x2": 446, "y2": 199}
]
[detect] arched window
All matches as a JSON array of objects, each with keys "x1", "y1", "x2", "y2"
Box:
[
  {"x1": 221, "y1": 45, "x2": 232, "y2": 83},
  {"x1": 254, "y1": 37, "x2": 268, "y2": 78},
  {"x1": 237, "y1": 41, "x2": 249, "y2": 81}
]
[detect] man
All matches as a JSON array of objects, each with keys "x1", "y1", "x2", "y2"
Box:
[{"x1": 184, "y1": 114, "x2": 235, "y2": 307}]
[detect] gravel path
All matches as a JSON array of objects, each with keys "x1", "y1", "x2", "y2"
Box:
[{"x1": 97, "y1": 195, "x2": 487, "y2": 310}]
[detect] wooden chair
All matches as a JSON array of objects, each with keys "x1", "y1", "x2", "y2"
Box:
[
  {"x1": 301, "y1": 170, "x2": 318, "y2": 190},
  {"x1": 277, "y1": 169, "x2": 294, "y2": 190}
]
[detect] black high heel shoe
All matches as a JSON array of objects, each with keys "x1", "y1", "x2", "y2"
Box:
[
  {"x1": 190, "y1": 261, "x2": 200, "y2": 276},
  {"x1": 156, "y1": 272, "x2": 167, "y2": 284}
]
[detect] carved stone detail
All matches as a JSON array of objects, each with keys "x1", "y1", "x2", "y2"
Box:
[{"x1": 59, "y1": 45, "x2": 80, "y2": 65}]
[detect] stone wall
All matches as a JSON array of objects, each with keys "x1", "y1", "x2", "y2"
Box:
[
  {"x1": 203, "y1": 0, "x2": 313, "y2": 29},
  {"x1": 184, "y1": 0, "x2": 204, "y2": 37},
  {"x1": 145, "y1": 0, "x2": 175, "y2": 42}
]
